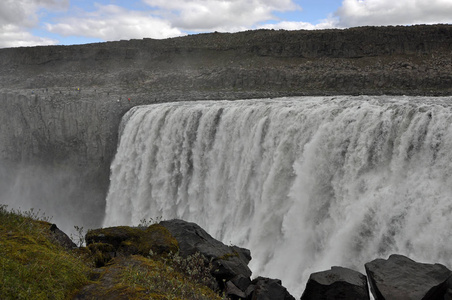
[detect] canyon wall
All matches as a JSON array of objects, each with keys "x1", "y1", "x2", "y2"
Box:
[{"x1": 0, "y1": 25, "x2": 451, "y2": 232}]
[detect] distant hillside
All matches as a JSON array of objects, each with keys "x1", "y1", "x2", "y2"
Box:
[{"x1": 1, "y1": 25, "x2": 451, "y2": 96}]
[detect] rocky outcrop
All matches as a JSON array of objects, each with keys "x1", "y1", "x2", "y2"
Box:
[
  {"x1": 82, "y1": 220, "x2": 255, "y2": 292},
  {"x1": 81, "y1": 219, "x2": 298, "y2": 299},
  {"x1": 300, "y1": 266, "x2": 369, "y2": 300},
  {"x1": 160, "y1": 219, "x2": 252, "y2": 285},
  {"x1": 48, "y1": 223, "x2": 77, "y2": 250},
  {"x1": 0, "y1": 25, "x2": 451, "y2": 235},
  {"x1": 44, "y1": 218, "x2": 452, "y2": 299},
  {"x1": 365, "y1": 254, "x2": 452, "y2": 300}
]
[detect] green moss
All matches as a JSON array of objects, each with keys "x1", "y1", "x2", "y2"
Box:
[
  {"x1": 145, "y1": 224, "x2": 179, "y2": 255},
  {"x1": 86, "y1": 224, "x2": 179, "y2": 258},
  {"x1": 218, "y1": 251, "x2": 239, "y2": 260},
  {"x1": 88, "y1": 243, "x2": 115, "y2": 267},
  {"x1": 0, "y1": 205, "x2": 90, "y2": 299}
]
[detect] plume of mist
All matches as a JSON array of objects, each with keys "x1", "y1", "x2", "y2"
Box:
[{"x1": 0, "y1": 161, "x2": 105, "y2": 238}]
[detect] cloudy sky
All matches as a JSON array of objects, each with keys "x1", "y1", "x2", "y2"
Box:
[{"x1": 1, "y1": 0, "x2": 451, "y2": 48}]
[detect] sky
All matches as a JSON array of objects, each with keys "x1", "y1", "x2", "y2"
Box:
[{"x1": 1, "y1": 0, "x2": 452, "y2": 48}]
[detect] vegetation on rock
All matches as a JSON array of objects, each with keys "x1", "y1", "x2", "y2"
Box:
[
  {"x1": 0, "y1": 205, "x2": 226, "y2": 299},
  {"x1": 85, "y1": 224, "x2": 179, "y2": 260}
]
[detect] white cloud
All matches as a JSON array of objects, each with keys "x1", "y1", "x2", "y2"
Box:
[
  {"x1": 0, "y1": 24, "x2": 58, "y2": 48},
  {"x1": 0, "y1": 0, "x2": 68, "y2": 48},
  {"x1": 45, "y1": 0, "x2": 303, "y2": 41},
  {"x1": 259, "y1": 18, "x2": 337, "y2": 31},
  {"x1": 0, "y1": 0, "x2": 68, "y2": 27},
  {"x1": 143, "y1": 0, "x2": 300, "y2": 31},
  {"x1": 46, "y1": 4, "x2": 183, "y2": 40},
  {"x1": 3, "y1": 0, "x2": 451, "y2": 49},
  {"x1": 336, "y1": 0, "x2": 452, "y2": 27}
]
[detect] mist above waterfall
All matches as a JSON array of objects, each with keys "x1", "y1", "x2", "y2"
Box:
[
  {"x1": 0, "y1": 162, "x2": 105, "y2": 236},
  {"x1": 103, "y1": 96, "x2": 452, "y2": 296}
]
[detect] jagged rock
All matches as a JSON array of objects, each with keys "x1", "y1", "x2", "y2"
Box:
[
  {"x1": 300, "y1": 266, "x2": 369, "y2": 300},
  {"x1": 226, "y1": 280, "x2": 247, "y2": 300},
  {"x1": 85, "y1": 224, "x2": 178, "y2": 258},
  {"x1": 48, "y1": 223, "x2": 76, "y2": 249},
  {"x1": 247, "y1": 277, "x2": 295, "y2": 300},
  {"x1": 225, "y1": 275, "x2": 252, "y2": 299},
  {"x1": 365, "y1": 254, "x2": 452, "y2": 300},
  {"x1": 232, "y1": 274, "x2": 253, "y2": 292},
  {"x1": 160, "y1": 219, "x2": 252, "y2": 285}
]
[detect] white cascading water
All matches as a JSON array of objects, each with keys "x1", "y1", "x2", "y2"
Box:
[{"x1": 103, "y1": 96, "x2": 452, "y2": 296}]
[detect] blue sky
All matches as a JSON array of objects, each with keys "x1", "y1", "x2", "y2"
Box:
[{"x1": 1, "y1": 0, "x2": 452, "y2": 48}]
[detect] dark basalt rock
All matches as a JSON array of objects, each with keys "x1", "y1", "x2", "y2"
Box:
[
  {"x1": 247, "y1": 277, "x2": 295, "y2": 300},
  {"x1": 225, "y1": 274, "x2": 252, "y2": 299},
  {"x1": 224, "y1": 275, "x2": 295, "y2": 300},
  {"x1": 226, "y1": 280, "x2": 247, "y2": 299},
  {"x1": 300, "y1": 266, "x2": 369, "y2": 300},
  {"x1": 160, "y1": 219, "x2": 252, "y2": 285},
  {"x1": 445, "y1": 275, "x2": 452, "y2": 300},
  {"x1": 48, "y1": 223, "x2": 77, "y2": 249},
  {"x1": 365, "y1": 254, "x2": 452, "y2": 300}
]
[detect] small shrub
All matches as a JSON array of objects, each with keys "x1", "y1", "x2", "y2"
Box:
[
  {"x1": 165, "y1": 251, "x2": 217, "y2": 290},
  {"x1": 137, "y1": 216, "x2": 162, "y2": 228},
  {"x1": 120, "y1": 255, "x2": 225, "y2": 300},
  {"x1": 71, "y1": 225, "x2": 86, "y2": 247}
]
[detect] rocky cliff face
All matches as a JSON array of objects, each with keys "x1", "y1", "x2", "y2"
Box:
[{"x1": 0, "y1": 25, "x2": 451, "y2": 232}]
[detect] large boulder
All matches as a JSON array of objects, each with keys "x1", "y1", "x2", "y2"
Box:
[
  {"x1": 300, "y1": 266, "x2": 369, "y2": 300},
  {"x1": 365, "y1": 254, "x2": 452, "y2": 300},
  {"x1": 160, "y1": 219, "x2": 252, "y2": 285},
  {"x1": 247, "y1": 277, "x2": 295, "y2": 300}
]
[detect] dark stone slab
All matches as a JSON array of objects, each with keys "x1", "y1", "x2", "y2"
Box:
[
  {"x1": 301, "y1": 266, "x2": 369, "y2": 300},
  {"x1": 365, "y1": 254, "x2": 452, "y2": 300}
]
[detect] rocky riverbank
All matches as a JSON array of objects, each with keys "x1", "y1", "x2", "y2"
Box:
[{"x1": 11, "y1": 212, "x2": 452, "y2": 299}]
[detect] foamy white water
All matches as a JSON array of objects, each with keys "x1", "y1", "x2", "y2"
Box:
[{"x1": 104, "y1": 96, "x2": 452, "y2": 297}]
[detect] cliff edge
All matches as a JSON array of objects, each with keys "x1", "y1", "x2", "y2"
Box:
[{"x1": 0, "y1": 25, "x2": 451, "y2": 232}]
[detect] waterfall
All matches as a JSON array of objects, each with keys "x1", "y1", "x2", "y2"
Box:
[{"x1": 103, "y1": 96, "x2": 452, "y2": 296}]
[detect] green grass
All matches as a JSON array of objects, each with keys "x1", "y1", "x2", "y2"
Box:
[
  {"x1": 0, "y1": 205, "x2": 90, "y2": 299},
  {"x1": 119, "y1": 255, "x2": 224, "y2": 300}
]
